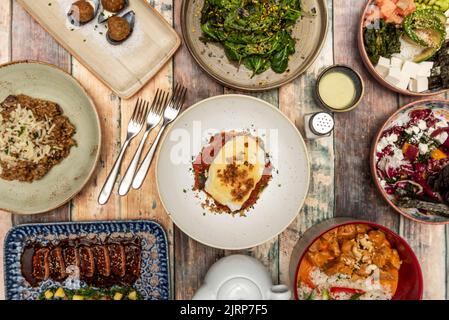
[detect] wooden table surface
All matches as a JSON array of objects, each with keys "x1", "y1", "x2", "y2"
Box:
[{"x1": 0, "y1": 0, "x2": 448, "y2": 300}]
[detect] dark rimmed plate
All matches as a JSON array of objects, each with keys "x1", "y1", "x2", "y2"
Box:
[
  {"x1": 4, "y1": 220, "x2": 170, "y2": 300},
  {"x1": 181, "y1": 0, "x2": 328, "y2": 91}
]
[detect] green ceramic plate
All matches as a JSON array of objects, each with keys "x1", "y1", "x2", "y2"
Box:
[{"x1": 0, "y1": 61, "x2": 101, "y2": 215}]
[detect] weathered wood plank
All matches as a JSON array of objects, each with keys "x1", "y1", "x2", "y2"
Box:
[
  {"x1": 0, "y1": 0, "x2": 12, "y2": 300},
  {"x1": 400, "y1": 221, "x2": 446, "y2": 299},
  {"x1": 119, "y1": 0, "x2": 175, "y2": 297},
  {"x1": 278, "y1": 0, "x2": 335, "y2": 287},
  {"x1": 11, "y1": 0, "x2": 71, "y2": 225},
  {"x1": 333, "y1": 0, "x2": 399, "y2": 230},
  {"x1": 173, "y1": 0, "x2": 224, "y2": 300},
  {"x1": 70, "y1": 61, "x2": 121, "y2": 221}
]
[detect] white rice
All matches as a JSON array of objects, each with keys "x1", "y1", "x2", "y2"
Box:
[{"x1": 298, "y1": 267, "x2": 393, "y2": 300}]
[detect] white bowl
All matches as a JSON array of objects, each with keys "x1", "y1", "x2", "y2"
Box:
[{"x1": 156, "y1": 94, "x2": 310, "y2": 249}]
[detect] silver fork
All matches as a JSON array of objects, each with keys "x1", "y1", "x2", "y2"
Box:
[
  {"x1": 118, "y1": 89, "x2": 168, "y2": 196},
  {"x1": 132, "y1": 84, "x2": 187, "y2": 189},
  {"x1": 98, "y1": 99, "x2": 148, "y2": 205}
]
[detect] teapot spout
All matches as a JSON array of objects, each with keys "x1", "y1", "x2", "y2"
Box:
[{"x1": 269, "y1": 284, "x2": 291, "y2": 300}]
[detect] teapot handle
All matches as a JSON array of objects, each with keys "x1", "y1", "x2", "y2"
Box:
[{"x1": 269, "y1": 285, "x2": 291, "y2": 300}]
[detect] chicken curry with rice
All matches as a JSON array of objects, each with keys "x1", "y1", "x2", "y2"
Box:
[{"x1": 297, "y1": 224, "x2": 402, "y2": 300}]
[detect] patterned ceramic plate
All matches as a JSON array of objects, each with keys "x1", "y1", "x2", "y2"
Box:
[
  {"x1": 371, "y1": 99, "x2": 449, "y2": 224},
  {"x1": 3, "y1": 220, "x2": 170, "y2": 300}
]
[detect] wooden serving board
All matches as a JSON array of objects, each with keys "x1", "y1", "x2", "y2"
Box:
[{"x1": 17, "y1": 0, "x2": 181, "y2": 98}]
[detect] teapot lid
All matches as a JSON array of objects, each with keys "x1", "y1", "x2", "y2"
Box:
[{"x1": 217, "y1": 277, "x2": 262, "y2": 300}]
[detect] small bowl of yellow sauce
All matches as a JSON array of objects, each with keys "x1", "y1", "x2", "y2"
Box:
[{"x1": 315, "y1": 65, "x2": 365, "y2": 113}]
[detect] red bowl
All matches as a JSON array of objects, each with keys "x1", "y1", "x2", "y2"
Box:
[{"x1": 290, "y1": 218, "x2": 423, "y2": 300}]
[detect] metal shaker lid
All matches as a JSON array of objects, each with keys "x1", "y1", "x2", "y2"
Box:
[{"x1": 309, "y1": 112, "x2": 334, "y2": 136}]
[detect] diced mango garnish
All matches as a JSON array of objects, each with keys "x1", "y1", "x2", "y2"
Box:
[
  {"x1": 128, "y1": 291, "x2": 137, "y2": 300},
  {"x1": 44, "y1": 290, "x2": 54, "y2": 300},
  {"x1": 431, "y1": 148, "x2": 447, "y2": 160},
  {"x1": 72, "y1": 295, "x2": 84, "y2": 300},
  {"x1": 54, "y1": 287, "x2": 66, "y2": 299},
  {"x1": 113, "y1": 292, "x2": 123, "y2": 300}
]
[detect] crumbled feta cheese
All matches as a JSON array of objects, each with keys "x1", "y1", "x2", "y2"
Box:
[
  {"x1": 435, "y1": 131, "x2": 448, "y2": 145},
  {"x1": 417, "y1": 120, "x2": 427, "y2": 131},
  {"x1": 418, "y1": 143, "x2": 428, "y2": 155},
  {"x1": 387, "y1": 134, "x2": 398, "y2": 143}
]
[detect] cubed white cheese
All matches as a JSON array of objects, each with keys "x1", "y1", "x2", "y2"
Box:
[
  {"x1": 416, "y1": 76, "x2": 429, "y2": 93},
  {"x1": 378, "y1": 56, "x2": 391, "y2": 68},
  {"x1": 390, "y1": 57, "x2": 403, "y2": 68},
  {"x1": 417, "y1": 61, "x2": 434, "y2": 77},
  {"x1": 375, "y1": 64, "x2": 389, "y2": 77},
  {"x1": 408, "y1": 78, "x2": 417, "y2": 92},
  {"x1": 402, "y1": 61, "x2": 420, "y2": 79},
  {"x1": 409, "y1": 77, "x2": 429, "y2": 93},
  {"x1": 397, "y1": 76, "x2": 409, "y2": 90},
  {"x1": 385, "y1": 67, "x2": 402, "y2": 86}
]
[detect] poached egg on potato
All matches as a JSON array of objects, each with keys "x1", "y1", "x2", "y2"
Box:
[{"x1": 204, "y1": 134, "x2": 267, "y2": 212}]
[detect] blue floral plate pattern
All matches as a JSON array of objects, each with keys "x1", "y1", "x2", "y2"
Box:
[{"x1": 3, "y1": 220, "x2": 170, "y2": 300}]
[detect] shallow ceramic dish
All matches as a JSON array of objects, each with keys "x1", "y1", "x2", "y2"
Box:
[
  {"x1": 371, "y1": 99, "x2": 449, "y2": 224},
  {"x1": 181, "y1": 0, "x2": 328, "y2": 91},
  {"x1": 17, "y1": 0, "x2": 180, "y2": 98},
  {"x1": 357, "y1": 0, "x2": 449, "y2": 97},
  {"x1": 315, "y1": 64, "x2": 365, "y2": 113},
  {"x1": 289, "y1": 218, "x2": 423, "y2": 300},
  {"x1": 3, "y1": 220, "x2": 170, "y2": 300},
  {"x1": 0, "y1": 61, "x2": 101, "y2": 215},
  {"x1": 156, "y1": 94, "x2": 310, "y2": 250}
]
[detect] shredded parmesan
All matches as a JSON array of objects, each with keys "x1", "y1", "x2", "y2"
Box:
[{"x1": 0, "y1": 104, "x2": 56, "y2": 173}]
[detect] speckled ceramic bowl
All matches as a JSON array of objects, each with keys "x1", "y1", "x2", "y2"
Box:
[
  {"x1": 181, "y1": 0, "x2": 328, "y2": 91},
  {"x1": 357, "y1": 0, "x2": 449, "y2": 97},
  {"x1": 371, "y1": 99, "x2": 449, "y2": 224},
  {"x1": 0, "y1": 60, "x2": 101, "y2": 215}
]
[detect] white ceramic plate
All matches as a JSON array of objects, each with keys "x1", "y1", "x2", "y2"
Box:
[{"x1": 156, "y1": 94, "x2": 310, "y2": 249}]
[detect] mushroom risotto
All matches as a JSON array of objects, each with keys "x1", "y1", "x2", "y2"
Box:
[{"x1": 0, "y1": 94, "x2": 76, "y2": 182}]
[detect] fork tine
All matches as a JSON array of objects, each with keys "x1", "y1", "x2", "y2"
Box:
[
  {"x1": 156, "y1": 91, "x2": 165, "y2": 115},
  {"x1": 136, "y1": 99, "x2": 146, "y2": 124},
  {"x1": 173, "y1": 86, "x2": 186, "y2": 109},
  {"x1": 150, "y1": 89, "x2": 161, "y2": 113},
  {"x1": 141, "y1": 101, "x2": 149, "y2": 124},
  {"x1": 131, "y1": 98, "x2": 141, "y2": 120},
  {"x1": 175, "y1": 87, "x2": 187, "y2": 111},
  {"x1": 162, "y1": 90, "x2": 170, "y2": 109}
]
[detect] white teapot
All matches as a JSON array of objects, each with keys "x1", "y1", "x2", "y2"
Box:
[{"x1": 193, "y1": 254, "x2": 291, "y2": 300}]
